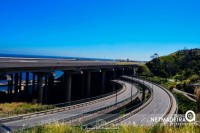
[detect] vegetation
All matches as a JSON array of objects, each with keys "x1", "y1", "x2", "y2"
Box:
[
  {"x1": 146, "y1": 48, "x2": 200, "y2": 83},
  {"x1": 173, "y1": 92, "x2": 196, "y2": 113},
  {"x1": 136, "y1": 49, "x2": 200, "y2": 114},
  {"x1": 0, "y1": 102, "x2": 54, "y2": 117},
  {"x1": 17, "y1": 123, "x2": 200, "y2": 133},
  {"x1": 143, "y1": 49, "x2": 200, "y2": 92},
  {"x1": 136, "y1": 64, "x2": 152, "y2": 76}
]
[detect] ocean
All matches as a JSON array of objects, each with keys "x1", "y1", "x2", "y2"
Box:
[{"x1": 0, "y1": 53, "x2": 114, "y2": 61}]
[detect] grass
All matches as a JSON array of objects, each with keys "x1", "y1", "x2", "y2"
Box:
[
  {"x1": 17, "y1": 123, "x2": 200, "y2": 133},
  {"x1": 0, "y1": 102, "x2": 54, "y2": 117}
]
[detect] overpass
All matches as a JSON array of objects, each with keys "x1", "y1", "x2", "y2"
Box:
[{"x1": 0, "y1": 58, "x2": 140, "y2": 104}]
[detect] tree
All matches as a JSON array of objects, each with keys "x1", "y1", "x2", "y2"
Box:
[
  {"x1": 137, "y1": 65, "x2": 152, "y2": 76},
  {"x1": 150, "y1": 53, "x2": 159, "y2": 60}
]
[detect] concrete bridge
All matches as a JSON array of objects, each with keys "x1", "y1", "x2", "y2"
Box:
[{"x1": 0, "y1": 58, "x2": 140, "y2": 104}]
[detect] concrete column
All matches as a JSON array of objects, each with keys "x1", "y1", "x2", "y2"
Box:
[
  {"x1": 101, "y1": 71, "x2": 105, "y2": 94},
  {"x1": 7, "y1": 80, "x2": 10, "y2": 95},
  {"x1": 19, "y1": 73, "x2": 22, "y2": 93},
  {"x1": 7, "y1": 74, "x2": 12, "y2": 95},
  {"x1": 113, "y1": 70, "x2": 116, "y2": 79},
  {"x1": 122, "y1": 68, "x2": 124, "y2": 75},
  {"x1": 14, "y1": 73, "x2": 19, "y2": 101},
  {"x1": 86, "y1": 72, "x2": 91, "y2": 98},
  {"x1": 25, "y1": 72, "x2": 29, "y2": 95},
  {"x1": 133, "y1": 67, "x2": 136, "y2": 76},
  {"x1": 81, "y1": 75, "x2": 85, "y2": 98},
  {"x1": 47, "y1": 73, "x2": 54, "y2": 103},
  {"x1": 10, "y1": 74, "x2": 13, "y2": 94},
  {"x1": 37, "y1": 74, "x2": 43, "y2": 103},
  {"x1": 44, "y1": 75, "x2": 48, "y2": 104},
  {"x1": 32, "y1": 73, "x2": 36, "y2": 96},
  {"x1": 64, "y1": 72, "x2": 72, "y2": 102},
  {"x1": 14, "y1": 73, "x2": 19, "y2": 94},
  {"x1": 48, "y1": 73, "x2": 54, "y2": 87}
]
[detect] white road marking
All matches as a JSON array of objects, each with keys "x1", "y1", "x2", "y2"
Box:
[
  {"x1": 19, "y1": 60, "x2": 38, "y2": 62},
  {"x1": 140, "y1": 118, "x2": 145, "y2": 121}
]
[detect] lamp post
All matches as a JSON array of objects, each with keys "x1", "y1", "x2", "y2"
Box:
[
  {"x1": 114, "y1": 81, "x2": 118, "y2": 105},
  {"x1": 131, "y1": 66, "x2": 134, "y2": 105}
]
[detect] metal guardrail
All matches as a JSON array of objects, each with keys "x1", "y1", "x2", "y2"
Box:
[
  {"x1": 99, "y1": 78, "x2": 154, "y2": 127},
  {"x1": 140, "y1": 78, "x2": 178, "y2": 117},
  {"x1": 133, "y1": 77, "x2": 178, "y2": 126},
  {"x1": 71, "y1": 83, "x2": 139, "y2": 127},
  {"x1": 96, "y1": 77, "x2": 177, "y2": 128},
  {"x1": 0, "y1": 82, "x2": 126, "y2": 123},
  {"x1": 15, "y1": 81, "x2": 140, "y2": 132},
  {"x1": 80, "y1": 83, "x2": 141, "y2": 128}
]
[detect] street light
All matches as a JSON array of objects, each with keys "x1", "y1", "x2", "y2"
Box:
[
  {"x1": 113, "y1": 81, "x2": 118, "y2": 105},
  {"x1": 131, "y1": 66, "x2": 134, "y2": 105}
]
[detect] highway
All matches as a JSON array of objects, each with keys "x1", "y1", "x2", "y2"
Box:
[
  {"x1": 3, "y1": 80, "x2": 138, "y2": 130},
  {"x1": 120, "y1": 76, "x2": 177, "y2": 126},
  {"x1": 0, "y1": 58, "x2": 114, "y2": 68},
  {"x1": 0, "y1": 58, "x2": 141, "y2": 72}
]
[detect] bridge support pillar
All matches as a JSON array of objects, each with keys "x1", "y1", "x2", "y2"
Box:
[
  {"x1": 14, "y1": 73, "x2": 19, "y2": 93},
  {"x1": 19, "y1": 73, "x2": 22, "y2": 93},
  {"x1": 44, "y1": 75, "x2": 48, "y2": 104},
  {"x1": 7, "y1": 80, "x2": 10, "y2": 95},
  {"x1": 32, "y1": 73, "x2": 36, "y2": 97},
  {"x1": 133, "y1": 67, "x2": 136, "y2": 76},
  {"x1": 25, "y1": 72, "x2": 29, "y2": 96},
  {"x1": 47, "y1": 73, "x2": 54, "y2": 103},
  {"x1": 86, "y1": 72, "x2": 91, "y2": 98},
  {"x1": 37, "y1": 73, "x2": 44, "y2": 103},
  {"x1": 81, "y1": 74, "x2": 85, "y2": 98},
  {"x1": 101, "y1": 70, "x2": 105, "y2": 94},
  {"x1": 14, "y1": 73, "x2": 19, "y2": 101},
  {"x1": 8, "y1": 74, "x2": 13, "y2": 95},
  {"x1": 64, "y1": 72, "x2": 72, "y2": 102},
  {"x1": 122, "y1": 68, "x2": 124, "y2": 75},
  {"x1": 113, "y1": 70, "x2": 116, "y2": 79}
]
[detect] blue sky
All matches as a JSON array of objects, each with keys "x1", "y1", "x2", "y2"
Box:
[{"x1": 0, "y1": 0, "x2": 200, "y2": 61}]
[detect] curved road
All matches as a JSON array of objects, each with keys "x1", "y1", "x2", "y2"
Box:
[
  {"x1": 3, "y1": 80, "x2": 138, "y2": 130},
  {"x1": 120, "y1": 76, "x2": 176, "y2": 126}
]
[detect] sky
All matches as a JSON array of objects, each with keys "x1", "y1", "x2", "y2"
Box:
[{"x1": 0, "y1": 0, "x2": 200, "y2": 61}]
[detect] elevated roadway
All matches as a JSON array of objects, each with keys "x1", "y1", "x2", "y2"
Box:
[{"x1": 0, "y1": 58, "x2": 140, "y2": 72}]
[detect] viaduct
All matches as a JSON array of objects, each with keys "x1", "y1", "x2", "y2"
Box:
[{"x1": 0, "y1": 58, "x2": 139, "y2": 104}]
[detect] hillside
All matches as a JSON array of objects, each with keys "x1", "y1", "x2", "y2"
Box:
[{"x1": 146, "y1": 48, "x2": 200, "y2": 82}]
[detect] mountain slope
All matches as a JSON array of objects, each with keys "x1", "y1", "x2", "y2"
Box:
[{"x1": 146, "y1": 48, "x2": 200, "y2": 81}]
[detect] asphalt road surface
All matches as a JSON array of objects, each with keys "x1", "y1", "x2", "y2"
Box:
[
  {"x1": 0, "y1": 58, "x2": 114, "y2": 68},
  {"x1": 0, "y1": 58, "x2": 141, "y2": 69},
  {"x1": 120, "y1": 76, "x2": 173, "y2": 126},
  {"x1": 3, "y1": 80, "x2": 138, "y2": 130}
]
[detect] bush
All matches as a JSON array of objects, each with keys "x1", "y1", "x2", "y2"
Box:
[
  {"x1": 173, "y1": 92, "x2": 196, "y2": 113},
  {"x1": 189, "y1": 74, "x2": 199, "y2": 83}
]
